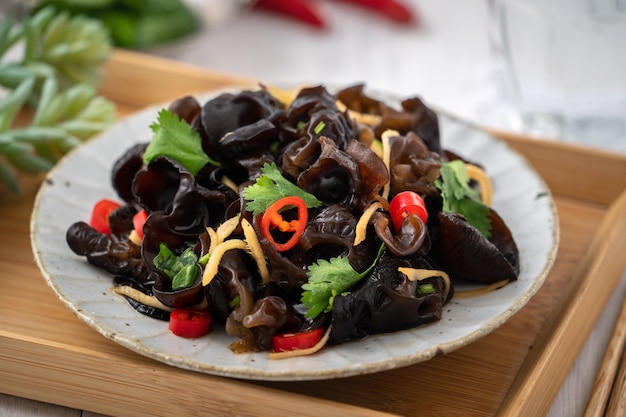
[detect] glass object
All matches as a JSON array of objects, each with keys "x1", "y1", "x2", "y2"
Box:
[{"x1": 490, "y1": 0, "x2": 626, "y2": 150}]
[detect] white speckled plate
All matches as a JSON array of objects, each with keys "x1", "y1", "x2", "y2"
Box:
[{"x1": 30, "y1": 87, "x2": 559, "y2": 381}]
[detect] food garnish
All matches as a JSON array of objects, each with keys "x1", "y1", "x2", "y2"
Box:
[
  {"x1": 153, "y1": 244, "x2": 199, "y2": 291},
  {"x1": 388, "y1": 190, "x2": 428, "y2": 232},
  {"x1": 88, "y1": 198, "x2": 121, "y2": 236},
  {"x1": 435, "y1": 159, "x2": 492, "y2": 237},
  {"x1": 242, "y1": 162, "x2": 322, "y2": 215},
  {"x1": 143, "y1": 109, "x2": 219, "y2": 175},
  {"x1": 259, "y1": 196, "x2": 309, "y2": 252},
  {"x1": 168, "y1": 309, "x2": 212, "y2": 339},
  {"x1": 302, "y1": 243, "x2": 385, "y2": 319}
]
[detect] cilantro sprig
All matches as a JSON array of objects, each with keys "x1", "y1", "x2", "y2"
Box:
[
  {"x1": 142, "y1": 109, "x2": 220, "y2": 175},
  {"x1": 301, "y1": 244, "x2": 385, "y2": 319},
  {"x1": 242, "y1": 162, "x2": 322, "y2": 215},
  {"x1": 434, "y1": 160, "x2": 492, "y2": 237}
]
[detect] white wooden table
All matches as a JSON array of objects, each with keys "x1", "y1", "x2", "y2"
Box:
[{"x1": 3, "y1": 1, "x2": 625, "y2": 415}]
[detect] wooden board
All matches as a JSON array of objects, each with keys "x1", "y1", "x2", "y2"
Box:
[{"x1": 1, "y1": 49, "x2": 626, "y2": 417}]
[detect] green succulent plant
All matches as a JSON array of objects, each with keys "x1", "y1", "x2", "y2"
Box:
[{"x1": 0, "y1": 6, "x2": 116, "y2": 194}]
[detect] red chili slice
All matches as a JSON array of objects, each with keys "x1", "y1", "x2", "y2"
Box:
[
  {"x1": 273, "y1": 327, "x2": 325, "y2": 352},
  {"x1": 168, "y1": 309, "x2": 212, "y2": 339},
  {"x1": 132, "y1": 209, "x2": 148, "y2": 239},
  {"x1": 260, "y1": 196, "x2": 308, "y2": 252},
  {"x1": 388, "y1": 191, "x2": 428, "y2": 232},
  {"x1": 88, "y1": 198, "x2": 122, "y2": 235}
]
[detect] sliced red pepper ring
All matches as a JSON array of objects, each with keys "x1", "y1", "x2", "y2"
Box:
[
  {"x1": 168, "y1": 309, "x2": 212, "y2": 338},
  {"x1": 88, "y1": 198, "x2": 122, "y2": 235},
  {"x1": 273, "y1": 327, "x2": 326, "y2": 352},
  {"x1": 132, "y1": 209, "x2": 148, "y2": 239},
  {"x1": 260, "y1": 196, "x2": 308, "y2": 252},
  {"x1": 388, "y1": 191, "x2": 428, "y2": 233}
]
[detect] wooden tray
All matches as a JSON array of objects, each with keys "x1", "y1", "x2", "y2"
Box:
[{"x1": 1, "y1": 49, "x2": 626, "y2": 417}]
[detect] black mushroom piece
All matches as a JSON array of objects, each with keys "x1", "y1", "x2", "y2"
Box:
[
  {"x1": 205, "y1": 249, "x2": 260, "y2": 323},
  {"x1": 328, "y1": 252, "x2": 448, "y2": 344},
  {"x1": 250, "y1": 213, "x2": 311, "y2": 291},
  {"x1": 388, "y1": 131, "x2": 441, "y2": 200},
  {"x1": 133, "y1": 157, "x2": 231, "y2": 263},
  {"x1": 194, "y1": 89, "x2": 286, "y2": 162},
  {"x1": 113, "y1": 275, "x2": 170, "y2": 321},
  {"x1": 344, "y1": 139, "x2": 389, "y2": 211},
  {"x1": 298, "y1": 204, "x2": 380, "y2": 273},
  {"x1": 111, "y1": 142, "x2": 148, "y2": 203},
  {"x1": 297, "y1": 136, "x2": 362, "y2": 208},
  {"x1": 431, "y1": 210, "x2": 519, "y2": 284},
  {"x1": 372, "y1": 211, "x2": 431, "y2": 257},
  {"x1": 206, "y1": 250, "x2": 291, "y2": 352},
  {"x1": 280, "y1": 85, "x2": 357, "y2": 179},
  {"x1": 335, "y1": 83, "x2": 442, "y2": 155},
  {"x1": 152, "y1": 265, "x2": 204, "y2": 309},
  {"x1": 66, "y1": 221, "x2": 150, "y2": 282},
  {"x1": 168, "y1": 95, "x2": 201, "y2": 124}
]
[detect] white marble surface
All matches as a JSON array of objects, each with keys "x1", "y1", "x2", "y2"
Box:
[{"x1": 2, "y1": 0, "x2": 626, "y2": 415}]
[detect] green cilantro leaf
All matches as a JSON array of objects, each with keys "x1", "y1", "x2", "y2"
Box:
[
  {"x1": 242, "y1": 162, "x2": 322, "y2": 215},
  {"x1": 434, "y1": 160, "x2": 492, "y2": 237},
  {"x1": 301, "y1": 244, "x2": 385, "y2": 319},
  {"x1": 142, "y1": 109, "x2": 219, "y2": 175}
]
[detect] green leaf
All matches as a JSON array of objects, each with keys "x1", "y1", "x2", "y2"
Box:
[
  {"x1": 301, "y1": 244, "x2": 385, "y2": 319},
  {"x1": 152, "y1": 243, "x2": 179, "y2": 277},
  {"x1": 153, "y1": 244, "x2": 199, "y2": 290},
  {"x1": 0, "y1": 77, "x2": 35, "y2": 131},
  {"x1": 7, "y1": 152, "x2": 54, "y2": 174},
  {"x1": 0, "y1": 162, "x2": 19, "y2": 194},
  {"x1": 142, "y1": 109, "x2": 219, "y2": 175},
  {"x1": 0, "y1": 6, "x2": 115, "y2": 194},
  {"x1": 435, "y1": 160, "x2": 492, "y2": 237},
  {"x1": 242, "y1": 163, "x2": 323, "y2": 215},
  {"x1": 171, "y1": 264, "x2": 198, "y2": 291},
  {"x1": 301, "y1": 256, "x2": 360, "y2": 320}
]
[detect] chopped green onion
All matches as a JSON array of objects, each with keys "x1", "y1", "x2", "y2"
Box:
[{"x1": 314, "y1": 121, "x2": 326, "y2": 135}]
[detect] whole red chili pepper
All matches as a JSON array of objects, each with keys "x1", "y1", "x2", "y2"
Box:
[
  {"x1": 254, "y1": 0, "x2": 326, "y2": 28},
  {"x1": 260, "y1": 196, "x2": 308, "y2": 252},
  {"x1": 338, "y1": 0, "x2": 416, "y2": 24}
]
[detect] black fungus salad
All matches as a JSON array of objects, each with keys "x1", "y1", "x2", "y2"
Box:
[{"x1": 66, "y1": 84, "x2": 520, "y2": 359}]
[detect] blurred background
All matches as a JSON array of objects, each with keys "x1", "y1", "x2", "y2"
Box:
[
  {"x1": 2, "y1": 0, "x2": 624, "y2": 156},
  {"x1": 0, "y1": 0, "x2": 509, "y2": 139}
]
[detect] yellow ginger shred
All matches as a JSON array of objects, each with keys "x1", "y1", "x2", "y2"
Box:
[
  {"x1": 216, "y1": 214, "x2": 240, "y2": 243},
  {"x1": 202, "y1": 239, "x2": 248, "y2": 286},
  {"x1": 240, "y1": 218, "x2": 270, "y2": 285},
  {"x1": 128, "y1": 229, "x2": 142, "y2": 246},
  {"x1": 353, "y1": 201, "x2": 385, "y2": 246},
  {"x1": 220, "y1": 175, "x2": 239, "y2": 194},
  {"x1": 397, "y1": 267, "x2": 451, "y2": 301},
  {"x1": 380, "y1": 129, "x2": 398, "y2": 201},
  {"x1": 454, "y1": 279, "x2": 509, "y2": 298},
  {"x1": 111, "y1": 286, "x2": 172, "y2": 311},
  {"x1": 465, "y1": 163, "x2": 494, "y2": 206}
]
